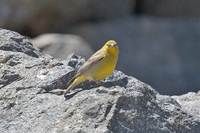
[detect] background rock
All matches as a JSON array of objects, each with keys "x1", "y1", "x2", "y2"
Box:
[
  {"x1": 0, "y1": 0, "x2": 135, "y2": 35},
  {"x1": 31, "y1": 33, "x2": 93, "y2": 59},
  {"x1": 1, "y1": 29, "x2": 200, "y2": 133},
  {"x1": 140, "y1": 0, "x2": 200, "y2": 17},
  {"x1": 2, "y1": 0, "x2": 200, "y2": 36},
  {"x1": 70, "y1": 16, "x2": 200, "y2": 95}
]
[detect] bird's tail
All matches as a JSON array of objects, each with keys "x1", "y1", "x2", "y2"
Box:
[{"x1": 64, "y1": 74, "x2": 86, "y2": 95}]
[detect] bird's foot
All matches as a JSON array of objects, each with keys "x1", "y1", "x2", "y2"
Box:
[
  {"x1": 49, "y1": 89, "x2": 65, "y2": 95},
  {"x1": 64, "y1": 88, "x2": 83, "y2": 99}
]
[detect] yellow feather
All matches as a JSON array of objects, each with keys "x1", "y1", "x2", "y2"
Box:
[
  {"x1": 64, "y1": 40, "x2": 119, "y2": 95},
  {"x1": 64, "y1": 75, "x2": 86, "y2": 94}
]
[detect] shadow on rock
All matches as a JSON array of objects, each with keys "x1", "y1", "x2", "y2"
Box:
[{"x1": 63, "y1": 76, "x2": 128, "y2": 100}]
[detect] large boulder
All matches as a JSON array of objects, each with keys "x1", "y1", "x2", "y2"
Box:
[
  {"x1": 0, "y1": 0, "x2": 135, "y2": 35},
  {"x1": 31, "y1": 33, "x2": 93, "y2": 59},
  {"x1": 140, "y1": 0, "x2": 200, "y2": 17},
  {"x1": 0, "y1": 29, "x2": 200, "y2": 133},
  {"x1": 71, "y1": 16, "x2": 200, "y2": 95}
]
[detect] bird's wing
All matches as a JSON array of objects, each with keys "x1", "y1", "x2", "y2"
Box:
[{"x1": 78, "y1": 49, "x2": 106, "y2": 74}]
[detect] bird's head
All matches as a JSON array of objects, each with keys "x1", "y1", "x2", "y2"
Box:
[
  {"x1": 105, "y1": 40, "x2": 117, "y2": 48},
  {"x1": 103, "y1": 40, "x2": 119, "y2": 55}
]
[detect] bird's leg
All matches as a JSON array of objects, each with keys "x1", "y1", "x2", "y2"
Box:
[{"x1": 64, "y1": 88, "x2": 81, "y2": 97}]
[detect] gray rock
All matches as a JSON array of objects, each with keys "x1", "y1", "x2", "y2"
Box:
[
  {"x1": 71, "y1": 16, "x2": 200, "y2": 95},
  {"x1": 31, "y1": 33, "x2": 93, "y2": 59},
  {"x1": 1, "y1": 28, "x2": 200, "y2": 133},
  {"x1": 0, "y1": 0, "x2": 135, "y2": 35},
  {"x1": 0, "y1": 28, "x2": 41, "y2": 58},
  {"x1": 173, "y1": 91, "x2": 200, "y2": 118},
  {"x1": 140, "y1": 0, "x2": 200, "y2": 17}
]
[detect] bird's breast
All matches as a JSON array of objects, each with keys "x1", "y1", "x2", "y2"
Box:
[{"x1": 90, "y1": 54, "x2": 117, "y2": 80}]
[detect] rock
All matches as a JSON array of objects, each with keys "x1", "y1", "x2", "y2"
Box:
[
  {"x1": 71, "y1": 16, "x2": 200, "y2": 95},
  {"x1": 1, "y1": 29, "x2": 200, "y2": 133},
  {"x1": 0, "y1": 28, "x2": 41, "y2": 58},
  {"x1": 31, "y1": 33, "x2": 93, "y2": 59},
  {"x1": 173, "y1": 92, "x2": 200, "y2": 118},
  {"x1": 140, "y1": 0, "x2": 200, "y2": 17},
  {"x1": 0, "y1": 0, "x2": 135, "y2": 35}
]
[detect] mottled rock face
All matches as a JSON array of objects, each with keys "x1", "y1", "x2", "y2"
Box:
[
  {"x1": 0, "y1": 29, "x2": 41, "y2": 58},
  {"x1": 173, "y1": 92, "x2": 200, "y2": 118},
  {"x1": 0, "y1": 29, "x2": 200, "y2": 133}
]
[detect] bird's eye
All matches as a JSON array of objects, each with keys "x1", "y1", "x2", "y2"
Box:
[
  {"x1": 108, "y1": 44, "x2": 113, "y2": 47},
  {"x1": 109, "y1": 44, "x2": 117, "y2": 47}
]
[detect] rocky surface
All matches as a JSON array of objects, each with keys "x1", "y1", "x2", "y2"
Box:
[
  {"x1": 71, "y1": 16, "x2": 200, "y2": 95},
  {"x1": 0, "y1": 0, "x2": 134, "y2": 35},
  {"x1": 31, "y1": 33, "x2": 93, "y2": 59},
  {"x1": 1, "y1": 29, "x2": 200, "y2": 133},
  {"x1": 173, "y1": 91, "x2": 200, "y2": 118}
]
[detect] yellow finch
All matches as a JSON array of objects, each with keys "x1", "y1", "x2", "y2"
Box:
[{"x1": 64, "y1": 40, "x2": 119, "y2": 95}]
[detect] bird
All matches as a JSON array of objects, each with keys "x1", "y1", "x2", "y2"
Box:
[{"x1": 64, "y1": 40, "x2": 119, "y2": 96}]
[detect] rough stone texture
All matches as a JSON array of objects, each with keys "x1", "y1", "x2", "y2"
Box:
[
  {"x1": 71, "y1": 16, "x2": 200, "y2": 95},
  {"x1": 140, "y1": 0, "x2": 200, "y2": 17},
  {"x1": 0, "y1": 29, "x2": 41, "y2": 58},
  {"x1": 1, "y1": 29, "x2": 200, "y2": 133},
  {"x1": 31, "y1": 33, "x2": 93, "y2": 59},
  {"x1": 0, "y1": 0, "x2": 134, "y2": 35},
  {"x1": 173, "y1": 91, "x2": 200, "y2": 118}
]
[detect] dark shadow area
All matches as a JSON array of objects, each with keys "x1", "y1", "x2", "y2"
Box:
[
  {"x1": 64, "y1": 76, "x2": 128, "y2": 100},
  {"x1": 134, "y1": 0, "x2": 144, "y2": 15},
  {"x1": 37, "y1": 76, "x2": 128, "y2": 99}
]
